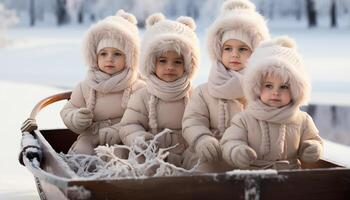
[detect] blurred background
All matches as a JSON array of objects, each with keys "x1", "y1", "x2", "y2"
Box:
[
  {"x1": 0, "y1": 1, "x2": 350, "y2": 199},
  {"x1": 1, "y1": 0, "x2": 349, "y2": 28},
  {"x1": 1, "y1": 0, "x2": 350, "y2": 146}
]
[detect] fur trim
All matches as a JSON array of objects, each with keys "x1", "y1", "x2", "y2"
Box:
[
  {"x1": 207, "y1": 0, "x2": 269, "y2": 62},
  {"x1": 82, "y1": 10, "x2": 140, "y2": 71},
  {"x1": 141, "y1": 15, "x2": 199, "y2": 80},
  {"x1": 244, "y1": 37, "x2": 310, "y2": 107}
]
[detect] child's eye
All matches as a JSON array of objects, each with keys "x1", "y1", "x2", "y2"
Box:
[
  {"x1": 264, "y1": 84, "x2": 273, "y2": 89},
  {"x1": 239, "y1": 47, "x2": 249, "y2": 52},
  {"x1": 280, "y1": 85, "x2": 289, "y2": 90},
  {"x1": 159, "y1": 59, "x2": 167, "y2": 63},
  {"x1": 99, "y1": 52, "x2": 107, "y2": 56},
  {"x1": 114, "y1": 52, "x2": 122, "y2": 56},
  {"x1": 223, "y1": 47, "x2": 232, "y2": 51},
  {"x1": 174, "y1": 60, "x2": 183, "y2": 65}
]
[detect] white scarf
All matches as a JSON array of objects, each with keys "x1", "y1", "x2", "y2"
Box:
[
  {"x1": 85, "y1": 68, "x2": 136, "y2": 111},
  {"x1": 86, "y1": 68, "x2": 135, "y2": 93},
  {"x1": 247, "y1": 100, "x2": 299, "y2": 159},
  {"x1": 208, "y1": 61, "x2": 244, "y2": 100},
  {"x1": 147, "y1": 74, "x2": 191, "y2": 134},
  {"x1": 146, "y1": 74, "x2": 191, "y2": 101}
]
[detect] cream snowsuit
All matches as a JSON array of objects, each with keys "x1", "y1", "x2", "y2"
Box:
[
  {"x1": 220, "y1": 36, "x2": 323, "y2": 170},
  {"x1": 61, "y1": 79, "x2": 144, "y2": 155},
  {"x1": 119, "y1": 13, "x2": 199, "y2": 167},
  {"x1": 60, "y1": 10, "x2": 144, "y2": 155},
  {"x1": 182, "y1": 83, "x2": 244, "y2": 172},
  {"x1": 182, "y1": 0, "x2": 270, "y2": 172},
  {"x1": 120, "y1": 87, "x2": 188, "y2": 166},
  {"x1": 221, "y1": 104, "x2": 323, "y2": 169}
]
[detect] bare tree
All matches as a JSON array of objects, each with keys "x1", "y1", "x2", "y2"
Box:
[
  {"x1": 306, "y1": 0, "x2": 317, "y2": 27},
  {"x1": 29, "y1": 0, "x2": 35, "y2": 26},
  {"x1": 295, "y1": 0, "x2": 302, "y2": 21},
  {"x1": 56, "y1": 0, "x2": 69, "y2": 25},
  {"x1": 330, "y1": 0, "x2": 337, "y2": 28}
]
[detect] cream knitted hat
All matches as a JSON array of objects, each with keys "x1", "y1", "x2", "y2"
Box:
[
  {"x1": 140, "y1": 13, "x2": 199, "y2": 80},
  {"x1": 244, "y1": 36, "x2": 310, "y2": 106},
  {"x1": 207, "y1": 0, "x2": 270, "y2": 61},
  {"x1": 82, "y1": 10, "x2": 140, "y2": 70}
]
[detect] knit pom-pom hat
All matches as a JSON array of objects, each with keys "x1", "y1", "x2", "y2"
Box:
[
  {"x1": 82, "y1": 9, "x2": 140, "y2": 71},
  {"x1": 207, "y1": 0, "x2": 270, "y2": 62},
  {"x1": 140, "y1": 13, "x2": 199, "y2": 80},
  {"x1": 244, "y1": 36, "x2": 310, "y2": 107}
]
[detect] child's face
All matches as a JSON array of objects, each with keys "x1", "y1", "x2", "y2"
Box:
[
  {"x1": 97, "y1": 47, "x2": 126, "y2": 75},
  {"x1": 155, "y1": 51, "x2": 185, "y2": 82},
  {"x1": 221, "y1": 39, "x2": 252, "y2": 71},
  {"x1": 260, "y1": 75, "x2": 292, "y2": 108}
]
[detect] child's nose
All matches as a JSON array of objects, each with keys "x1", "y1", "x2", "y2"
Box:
[
  {"x1": 166, "y1": 63, "x2": 175, "y2": 70},
  {"x1": 272, "y1": 89, "x2": 280, "y2": 95},
  {"x1": 232, "y1": 50, "x2": 240, "y2": 58}
]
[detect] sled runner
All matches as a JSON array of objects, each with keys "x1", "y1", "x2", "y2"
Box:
[{"x1": 19, "y1": 92, "x2": 350, "y2": 200}]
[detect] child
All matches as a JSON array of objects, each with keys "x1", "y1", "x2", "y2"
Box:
[
  {"x1": 221, "y1": 36, "x2": 323, "y2": 170},
  {"x1": 60, "y1": 10, "x2": 145, "y2": 155},
  {"x1": 119, "y1": 13, "x2": 199, "y2": 167},
  {"x1": 182, "y1": 0, "x2": 270, "y2": 172}
]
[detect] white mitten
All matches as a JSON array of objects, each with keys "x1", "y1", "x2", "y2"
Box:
[
  {"x1": 195, "y1": 135, "x2": 221, "y2": 162},
  {"x1": 231, "y1": 145, "x2": 257, "y2": 169},
  {"x1": 98, "y1": 127, "x2": 121, "y2": 145},
  {"x1": 72, "y1": 108, "x2": 93, "y2": 130},
  {"x1": 300, "y1": 140, "x2": 322, "y2": 162}
]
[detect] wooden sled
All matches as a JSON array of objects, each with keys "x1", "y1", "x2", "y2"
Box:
[{"x1": 19, "y1": 92, "x2": 350, "y2": 200}]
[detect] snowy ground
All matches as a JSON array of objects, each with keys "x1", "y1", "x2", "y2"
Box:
[
  {"x1": 0, "y1": 81, "x2": 64, "y2": 200},
  {"x1": 1, "y1": 21, "x2": 350, "y2": 199}
]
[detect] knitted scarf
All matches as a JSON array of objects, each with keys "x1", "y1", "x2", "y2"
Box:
[
  {"x1": 147, "y1": 74, "x2": 191, "y2": 134},
  {"x1": 247, "y1": 100, "x2": 298, "y2": 158},
  {"x1": 85, "y1": 68, "x2": 136, "y2": 111},
  {"x1": 208, "y1": 61, "x2": 245, "y2": 137},
  {"x1": 208, "y1": 61, "x2": 244, "y2": 100}
]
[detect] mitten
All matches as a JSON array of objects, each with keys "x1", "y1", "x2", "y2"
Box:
[
  {"x1": 231, "y1": 145, "x2": 257, "y2": 169},
  {"x1": 72, "y1": 108, "x2": 93, "y2": 130},
  {"x1": 195, "y1": 135, "x2": 221, "y2": 162},
  {"x1": 155, "y1": 131, "x2": 172, "y2": 148},
  {"x1": 300, "y1": 140, "x2": 322, "y2": 162},
  {"x1": 98, "y1": 126, "x2": 121, "y2": 145}
]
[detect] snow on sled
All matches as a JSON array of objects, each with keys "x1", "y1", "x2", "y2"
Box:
[{"x1": 19, "y1": 92, "x2": 350, "y2": 200}]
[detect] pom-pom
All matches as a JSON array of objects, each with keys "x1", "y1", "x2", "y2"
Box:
[
  {"x1": 146, "y1": 13, "x2": 165, "y2": 29},
  {"x1": 116, "y1": 9, "x2": 137, "y2": 25},
  {"x1": 177, "y1": 16, "x2": 196, "y2": 30},
  {"x1": 274, "y1": 36, "x2": 297, "y2": 49},
  {"x1": 221, "y1": 0, "x2": 255, "y2": 12}
]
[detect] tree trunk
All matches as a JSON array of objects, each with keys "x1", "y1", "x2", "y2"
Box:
[
  {"x1": 29, "y1": 0, "x2": 35, "y2": 26},
  {"x1": 306, "y1": 0, "x2": 317, "y2": 28},
  {"x1": 56, "y1": 0, "x2": 68, "y2": 26},
  {"x1": 78, "y1": 8, "x2": 84, "y2": 24},
  {"x1": 295, "y1": 0, "x2": 302, "y2": 21},
  {"x1": 330, "y1": 0, "x2": 337, "y2": 28}
]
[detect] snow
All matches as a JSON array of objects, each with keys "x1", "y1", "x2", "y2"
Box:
[
  {"x1": 1, "y1": 18, "x2": 350, "y2": 199},
  {"x1": 0, "y1": 81, "x2": 64, "y2": 200}
]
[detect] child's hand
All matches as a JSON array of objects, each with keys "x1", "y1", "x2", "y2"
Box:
[
  {"x1": 98, "y1": 127, "x2": 121, "y2": 145},
  {"x1": 195, "y1": 136, "x2": 221, "y2": 162},
  {"x1": 156, "y1": 131, "x2": 172, "y2": 148},
  {"x1": 73, "y1": 108, "x2": 93, "y2": 130},
  {"x1": 300, "y1": 140, "x2": 322, "y2": 162},
  {"x1": 231, "y1": 145, "x2": 257, "y2": 169}
]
